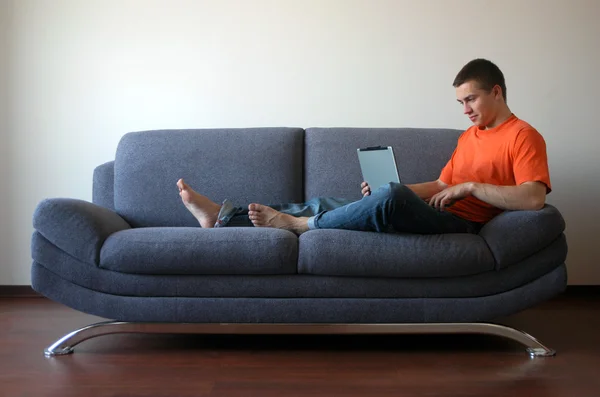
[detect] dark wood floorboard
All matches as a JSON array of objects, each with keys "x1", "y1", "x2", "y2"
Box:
[{"x1": 0, "y1": 295, "x2": 599, "y2": 397}]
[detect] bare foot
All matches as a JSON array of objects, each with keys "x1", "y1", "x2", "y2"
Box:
[
  {"x1": 247, "y1": 204, "x2": 309, "y2": 235},
  {"x1": 176, "y1": 179, "x2": 220, "y2": 228}
]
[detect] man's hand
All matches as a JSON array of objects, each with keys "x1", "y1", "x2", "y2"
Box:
[
  {"x1": 361, "y1": 181, "x2": 371, "y2": 197},
  {"x1": 428, "y1": 182, "x2": 474, "y2": 210}
]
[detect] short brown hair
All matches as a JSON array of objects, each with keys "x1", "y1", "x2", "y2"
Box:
[{"x1": 453, "y1": 59, "x2": 507, "y2": 101}]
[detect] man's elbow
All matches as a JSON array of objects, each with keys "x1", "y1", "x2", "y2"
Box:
[
  {"x1": 520, "y1": 182, "x2": 547, "y2": 211},
  {"x1": 527, "y1": 195, "x2": 546, "y2": 211}
]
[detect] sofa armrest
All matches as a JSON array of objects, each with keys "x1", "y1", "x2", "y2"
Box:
[
  {"x1": 93, "y1": 161, "x2": 115, "y2": 210},
  {"x1": 33, "y1": 198, "x2": 131, "y2": 266},
  {"x1": 478, "y1": 204, "x2": 566, "y2": 269}
]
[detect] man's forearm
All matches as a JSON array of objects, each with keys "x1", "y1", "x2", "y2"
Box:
[
  {"x1": 406, "y1": 181, "x2": 445, "y2": 201},
  {"x1": 470, "y1": 182, "x2": 545, "y2": 210}
]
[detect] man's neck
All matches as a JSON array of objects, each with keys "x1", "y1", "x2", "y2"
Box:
[{"x1": 484, "y1": 107, "x2": 513, "y2": 129}]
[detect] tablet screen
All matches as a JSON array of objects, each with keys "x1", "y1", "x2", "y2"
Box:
[{"x1": 357, "y1": 146, "x2": 401, "y2": 190}]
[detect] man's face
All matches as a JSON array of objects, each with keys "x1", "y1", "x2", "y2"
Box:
[{"x1": 455, "y1": 80, "x2": 501, "y2": 128}]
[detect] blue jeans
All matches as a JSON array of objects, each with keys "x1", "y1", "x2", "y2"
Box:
[{"x1": 226, "y1": 183, "x2": 482, "y2": 234}]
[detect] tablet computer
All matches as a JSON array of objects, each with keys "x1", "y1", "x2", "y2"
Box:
[{"x1": 357, "y1": 146, "x2": 401, "y2": 190}]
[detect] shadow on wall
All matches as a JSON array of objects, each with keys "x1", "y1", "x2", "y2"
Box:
[{"x1": 547, "y1": 175, "x2": 598, "y2": 284}]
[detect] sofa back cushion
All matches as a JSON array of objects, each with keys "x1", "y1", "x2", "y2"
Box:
[
  {"x1": 304, "y1": 128, "x2": 462, "y2": 201},
  {"x1": 114, "y1": 128, "x2": 304, "y2": 227}
]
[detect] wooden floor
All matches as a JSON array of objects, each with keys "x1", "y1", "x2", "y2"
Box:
[{"x1": 0, "y1": 295, "x2": 599, "y2": 397}]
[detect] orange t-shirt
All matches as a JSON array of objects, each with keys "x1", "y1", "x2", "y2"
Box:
[{"x1": 439, "y1": 114, "x2": 551, "y2": 223}]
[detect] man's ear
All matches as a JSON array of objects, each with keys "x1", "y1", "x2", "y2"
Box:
[{"x1": 493, "y1": 84, "x2": 503, "y2": 100}]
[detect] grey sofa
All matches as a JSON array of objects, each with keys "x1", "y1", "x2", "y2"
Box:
[{"x1": 31, "y1": 127, "x2": 568, "y2": 357}]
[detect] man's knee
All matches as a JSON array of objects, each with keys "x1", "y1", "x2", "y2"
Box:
[{"x1": 372, "y1": 182, "x2": 412, "y2": 203}]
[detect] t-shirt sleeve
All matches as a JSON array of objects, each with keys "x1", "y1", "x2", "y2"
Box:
[
  {"x1": 438, "y1": 149, "x2": 455, "y2": 185},
  {"x1": 439, "y1": 131, "x2": 467, "y2": 185},
  {"x1": 513, "y1": 128, "x2": 552, "y2": 193}
]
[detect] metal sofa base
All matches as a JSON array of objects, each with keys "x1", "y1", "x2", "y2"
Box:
[{"x1": 44, "y1": 321, "x2": 555, "y2": 358}]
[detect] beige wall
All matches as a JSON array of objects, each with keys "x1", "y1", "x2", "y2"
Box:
[
  {"x1": 1, "y1": 0, "x2": 599, "y2": 284},
  {"x1": 0, "y1": 1, "x2": 13, "y2": 282}
]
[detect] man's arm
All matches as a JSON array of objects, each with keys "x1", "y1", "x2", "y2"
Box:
[
  {"x1": 470, "y1": 181, "x2": 547, "y2": 210},
  {"x1": 361, "y1": 179, "x2": 447, "y2": 199},
  {"x1": 406, "y1": 179, "x2": 448, "y2": 201},
  {"x1": 429, "y1": 181, "x2": 547, "y2": 211}
]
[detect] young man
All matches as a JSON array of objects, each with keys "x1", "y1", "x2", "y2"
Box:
[{"x1": 177, "y1": 58, "x2": 551, "y2": 235}]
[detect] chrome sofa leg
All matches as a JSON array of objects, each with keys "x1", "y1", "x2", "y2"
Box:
[
  {"x1": 463, "y1": 323, "x2": 555, "y2": 357},
  {"x1": 44, "y1": 322, "x2": 555, "y2": 357}
]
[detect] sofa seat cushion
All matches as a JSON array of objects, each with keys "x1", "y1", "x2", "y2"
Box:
[
  {"x1": 100, "y1": 227, "x2": 298, "y2": 275},
  {"x1": 298, "y1": 230, "x2": 495, "y2": 278}
]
